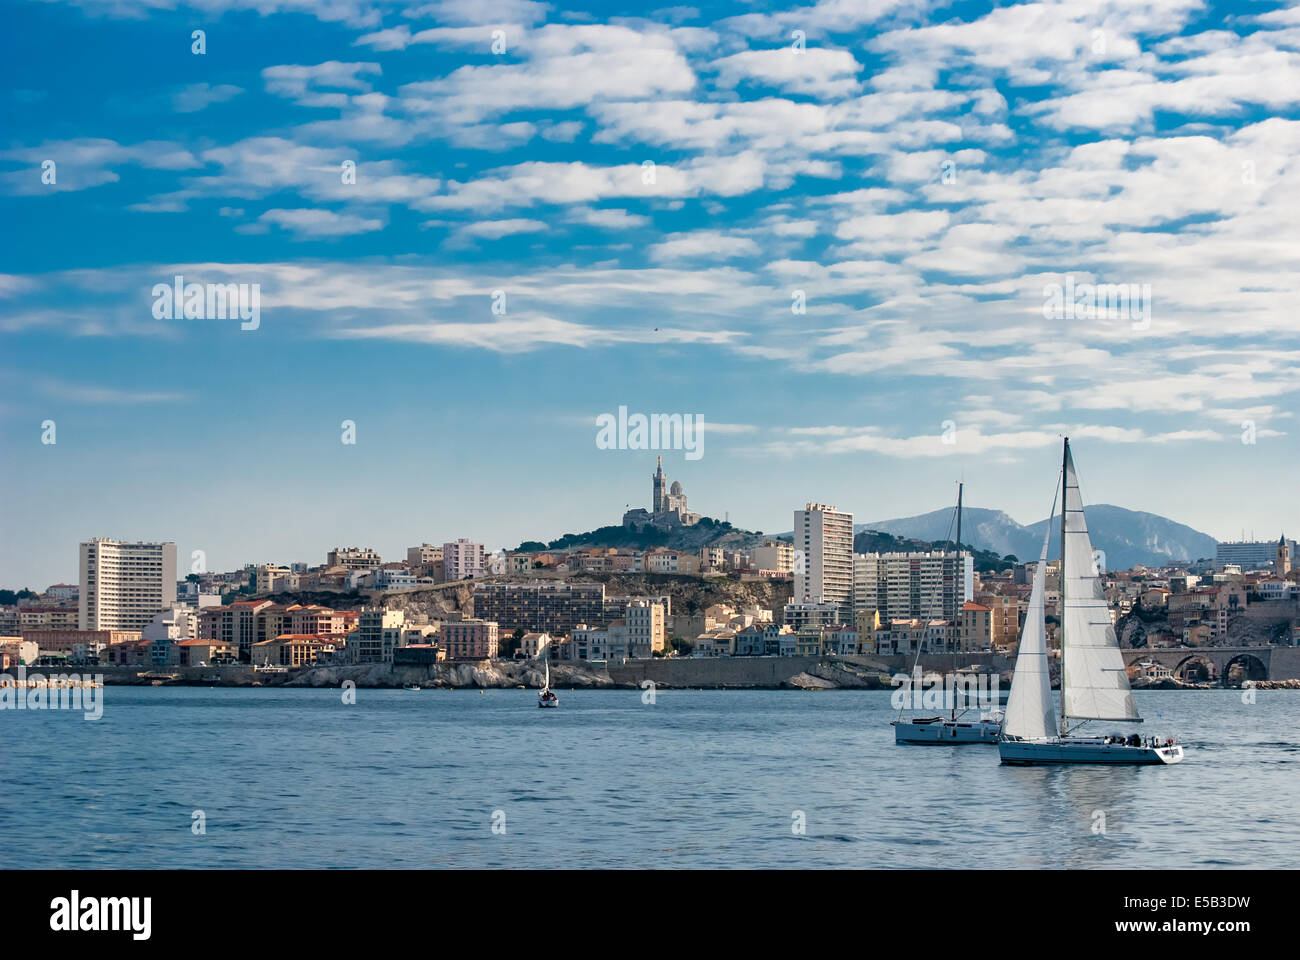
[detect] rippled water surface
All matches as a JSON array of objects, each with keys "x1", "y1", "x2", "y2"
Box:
[{"x1": 4, "y1": 687, "x2": 1295, "y2": 868}]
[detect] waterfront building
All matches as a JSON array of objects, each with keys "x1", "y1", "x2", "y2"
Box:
[
  {"x1": 22, "y1": 628, "x2": 141, "y2": 656},
  {"x1": 872, "y1": 618, "x2": 953, "y2": 656},
  {"x1": 823, "y1": 625, "x2": 859, "y2": 656},
  {"x1": 733, "y1": 623, "x2": 765, "y2": 656},
  {"x1": 79, "y1": 538, "x2": 177, "y2": 631},
  {"x1": 625, "y1": 599, "x2": 666, "y2": 658},
  {"x1": 571, "y1": 624, "x2": 606, "y2": 661},
  {"x1": 197, "y1": 600, "x2": 272, "y2": 661},
  {"x1": 520, "y1": 632, "x2": 552, "y2": 659},
  {"x1": 794, "y1": 503, "x2": 854, "y2": 624},
  {"x1": 794, "y1": 627, "x2": 821, "y2": 656},
  {"x1": 0, "y1": 638, "x2": 38, "y2": 668},
  {"x1": 352, "y1": 607, "x2": 405, "y2": 663},
  {"x1": 694, "y1": 626, "x2": 738, "y2": 657},
  {"x1": 141, "y1": 606, "x2": 200, "y2": 643},
  {"x1": 175, "y1": 638, "x2": 239, "y2": 666},
  {"x1": 783, "y1": 601, "x2": 839, "y2": 632},
  {"x1": 253, "y1": 634, "x2": 330, "y2": 668},
  {"x1": 442, "y1": 618, "x2": 499, "y2": 660}
]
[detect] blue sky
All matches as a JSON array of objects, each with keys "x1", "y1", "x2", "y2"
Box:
[{"x1": 1, "y1": 0, "x2": 1297, "y2": 588}]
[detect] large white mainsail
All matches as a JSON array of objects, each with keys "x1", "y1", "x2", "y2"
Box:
[
  {"x1": 1003, "y1": 495, "x2": 1059, "y2": 740},
  {"x1": 1061, "y1": 441, "x2": 1140, "y2": 724}
]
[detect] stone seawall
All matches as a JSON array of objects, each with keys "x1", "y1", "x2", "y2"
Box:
[{"x1": 6, "y1": 647, "x2": 1295, "y2": 692}]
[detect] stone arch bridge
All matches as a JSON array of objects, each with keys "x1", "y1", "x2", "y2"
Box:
[{"x1": 1123, "y1": 646, "x2": 1300, "y2": 684}]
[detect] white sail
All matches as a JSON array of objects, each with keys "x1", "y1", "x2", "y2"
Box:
[
  {"x1": 1062, "y1": 444, "x2": 1140, "y2": 723},
  {"x1": 1003, "y1": 508, "x2": 1058, "y2": 740}
]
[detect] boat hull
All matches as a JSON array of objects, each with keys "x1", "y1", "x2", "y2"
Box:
[
  {"x1": 892, "y1": 718, "x2": 1002, "y2": 744},
  {"x1": 999, "y1": 737, "x2": 1184, "y2": 765}
]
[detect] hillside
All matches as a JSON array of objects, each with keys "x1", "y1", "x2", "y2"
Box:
[{"x1": 517, "y1": 516, "x2": 775, "y2": 553}]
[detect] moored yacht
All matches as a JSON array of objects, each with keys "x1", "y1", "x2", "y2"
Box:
[
  {"x1": 892, "y1": 483, "x2": 1003, "y2": 744},
  {"x1": 998, "y1": 439, "x2": 1183, "y2": 766}
]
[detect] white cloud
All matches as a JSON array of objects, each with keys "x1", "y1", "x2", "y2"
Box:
[
  {"x1": 258, "y1": 208, "x2": 385, "y2": 237},
  {"x1": 172, "y1": 83, "x2": 243, "y2": 113}
]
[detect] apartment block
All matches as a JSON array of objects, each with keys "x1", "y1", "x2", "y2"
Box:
[
  {"x1": 473, "y1": 581, "x2": 606, "y2": 635},
  {"x1": 443, "y1": 539, "x2": 487, "y2": 580},
  {"x1": 326, "y1": 546, "x2": 381, "y2": 570},
  {"x1": 407, "y1": 543, "x2": 443, "y2": 565},
  {"x1": 749, "y1": 541, "x2": 795, "y2": 575},
  {"x1": 853, "y1": 551, "x2": 973, "y2": 625},
  {"x1": 624, "y1": 599, "x2": 666, "y2": 658},
  {"x1": 197, "y1": 600, "x2": 271, "y2": 661},
  {"x1": 442, "y1": 618, "x2": 499, "y2": 660},
  {"x1": 79, "y1": 539, "x2": 178, "y2": 631},
  {"x1": 794, "y1": 503, "x2": 854, "y2": 624},
  {"x1": 352, "y1": 607, "x2": 406, "y2": 663}
]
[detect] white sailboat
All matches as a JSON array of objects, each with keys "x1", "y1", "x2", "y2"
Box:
[
  {"x1": 999, "y1": 439, "x2": 1183, "y2": 765},
  {"x1": 538, "y1": 659, "x2": 558, "y2": 708},
  {"x1": 892, "y1": 482, "x2": 1003, "y2": 744}
]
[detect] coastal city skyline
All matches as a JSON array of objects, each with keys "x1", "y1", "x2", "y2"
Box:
[
  {"x1": 3, "y1": 0, "x2": 1298, "y2": 591},
  {"x1": 4, "y1": 448, "x2": 1295, "y2": 589}
]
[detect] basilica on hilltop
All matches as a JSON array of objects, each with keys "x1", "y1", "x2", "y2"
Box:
[{"x1": 622, "y1": 457, "x2": 701, "y2": 530}]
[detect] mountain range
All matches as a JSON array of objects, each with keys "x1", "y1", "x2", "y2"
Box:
[{"x1": 859, "y1": 505, "x2": 1220, "y2": 571}]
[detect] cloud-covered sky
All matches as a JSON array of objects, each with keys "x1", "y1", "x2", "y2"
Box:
[{"x1": 1, "y1": 0, "x2": 1297, "y2": 587}]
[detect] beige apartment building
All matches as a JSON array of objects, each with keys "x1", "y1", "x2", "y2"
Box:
[
  {"x1": 79, "y1": 539, "x2": 177, "y2": 631},
  {"x1": 750, "y1": 541, "x2": 795, "y2": 575}
]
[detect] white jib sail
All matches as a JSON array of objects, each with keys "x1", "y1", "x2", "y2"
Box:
[
  {"x1": 1062, "y1": 445, "x2": 1140, "y2": 723},
  {"x1": 1003, "y1": 505, "x2": 1058, "y2": 740}
]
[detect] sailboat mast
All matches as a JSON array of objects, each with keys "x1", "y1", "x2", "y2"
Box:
[
  {"x1": 953, "y1": 482, "x2": 962, "y2": 720},
  {"x1": 1059, "y1": 438, "x2": 1069, "y2": 729}
]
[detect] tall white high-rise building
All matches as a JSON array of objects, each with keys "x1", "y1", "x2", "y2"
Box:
[
  {"x1": 79, "y1": 538, "x2": 177, "y2": 631},
  {"x1": 793, "y1": 503, "x2": 854, "y2": 624}
]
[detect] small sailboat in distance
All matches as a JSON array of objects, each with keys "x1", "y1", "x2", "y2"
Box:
[
  {"x1": 538, "y1": 658, "x2": 559, "y2": 708},
  {"x1": 999, "y1": 438, "x2": 1183, "y2": 765},
  {"x1": 892, "y1": 481, "x2": 1003, "y2": 744}
]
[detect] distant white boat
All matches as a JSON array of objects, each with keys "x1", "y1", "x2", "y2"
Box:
[
  {"x1": 999, "y1": 439, "x2": 1184, "y2": 766},
  {"x1": 538, "y1": 660, "x2": 559, "y2": 709},
  {"x1": 404, "y1": 684, "x2": 422, "y2": 691}
]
